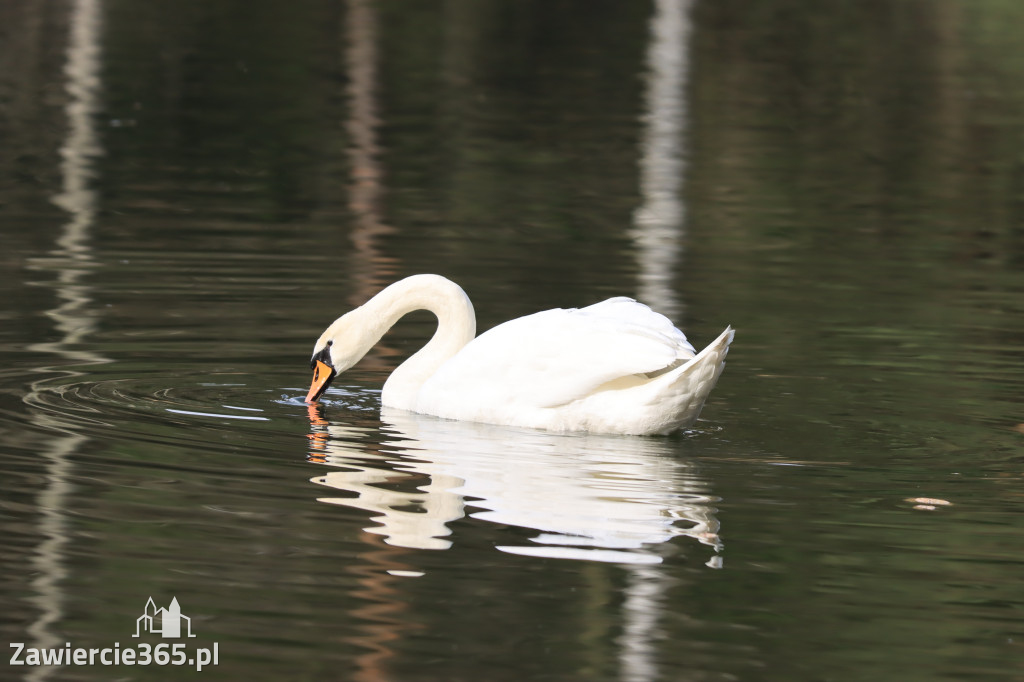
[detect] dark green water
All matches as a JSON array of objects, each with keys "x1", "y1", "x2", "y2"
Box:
[{"x1": 2, "y1": 1, "x2": 1023, "y2": 680}]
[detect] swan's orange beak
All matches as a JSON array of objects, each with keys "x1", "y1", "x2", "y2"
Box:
[{"x1": 305, "y1": 360, "x2": 336, "y2": 403}]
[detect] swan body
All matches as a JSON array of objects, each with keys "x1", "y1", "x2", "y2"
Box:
[{"x1": 307, "y1": 274, "x2": 733, "y2": 435}]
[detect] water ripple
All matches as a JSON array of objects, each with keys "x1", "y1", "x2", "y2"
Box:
[{"x1": 22, "y1": 367, "x2": 300, "y2": 439}]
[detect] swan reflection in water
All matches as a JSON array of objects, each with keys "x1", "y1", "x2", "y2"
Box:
[{"x1": 306, "y1": 401, "x2": 722, "y2": 566}]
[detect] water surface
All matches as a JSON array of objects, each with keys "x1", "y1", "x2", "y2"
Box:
[{"x1": 2, "y1": 1, "x2": 1023, "y2": 681}]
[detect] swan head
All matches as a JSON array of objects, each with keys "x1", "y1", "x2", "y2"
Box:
[
  {"x1": 305, "y1": 338, "x2": 336, "y2": 403},
  {"x1": 305, "y1": 310, "x2": 377, "y2": 403}
]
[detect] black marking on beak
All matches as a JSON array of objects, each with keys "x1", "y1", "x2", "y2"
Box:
[{"x1": 310, "y1": 340, "x2": 334, "y2": 370}]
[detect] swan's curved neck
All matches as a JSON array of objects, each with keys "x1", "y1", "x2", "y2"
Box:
[{"x1": 347, "y1": 275, "x2": 476, "y2": 410}]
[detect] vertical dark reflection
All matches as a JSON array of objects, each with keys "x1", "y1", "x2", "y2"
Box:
[
  {"x1": 342, "y1": 0, "x2": 401, "y2": 369},
  {"x1": 344, "y1": 0, "x2": 398, "y2": 299}
]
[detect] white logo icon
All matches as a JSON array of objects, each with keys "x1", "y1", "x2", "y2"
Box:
[{"x1": 133, "y1": 597, "x2": 196, "y2": 638}]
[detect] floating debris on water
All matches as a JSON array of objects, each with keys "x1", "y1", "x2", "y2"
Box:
[{"x1": 906, "y1": 497, "x2": 953, "y2": 511}]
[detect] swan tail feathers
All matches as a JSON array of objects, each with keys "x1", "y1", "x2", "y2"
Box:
[{"x1": 654, "y1": 326, "x2": 734, "y2": 433}]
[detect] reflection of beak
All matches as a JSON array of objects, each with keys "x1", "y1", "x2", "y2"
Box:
[
  {"x1": 307, "y1": 403, "x2": 329, "y2": 458},
  {"x1": 307, "y1": 403, "x2": 329, "y2": 426},
  {"x1": 305, "y1": 360, "x2": 336, "y2": 403}
]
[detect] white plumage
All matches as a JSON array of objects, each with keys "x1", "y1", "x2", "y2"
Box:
[{"x1": 306, "y1": 274, "x2": 733, "y2": 435}]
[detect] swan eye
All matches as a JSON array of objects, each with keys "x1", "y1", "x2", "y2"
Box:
[
  {"x1": 310, "y1": 342, "x2": 334, "y2": 370},
  {"x1": 327, "y1": 340, "x2": 333, "y2": 346}
]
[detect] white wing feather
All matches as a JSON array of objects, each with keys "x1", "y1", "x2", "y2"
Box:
[{"x1": 421, "y1": 298, "x2": 695, "y2": 410}]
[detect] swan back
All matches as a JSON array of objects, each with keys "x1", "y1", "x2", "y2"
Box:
[{"x1": 416, "y1": 298, "x2": 729, "y2": 434}]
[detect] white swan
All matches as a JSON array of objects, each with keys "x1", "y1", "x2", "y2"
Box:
[{"x1": 306, "y1": 274, "x2": 733, "y2": 435}]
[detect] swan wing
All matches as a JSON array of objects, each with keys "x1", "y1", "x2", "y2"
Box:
[{"x1": 423, "y1": 297, "x2": 696, "y2": 410}]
